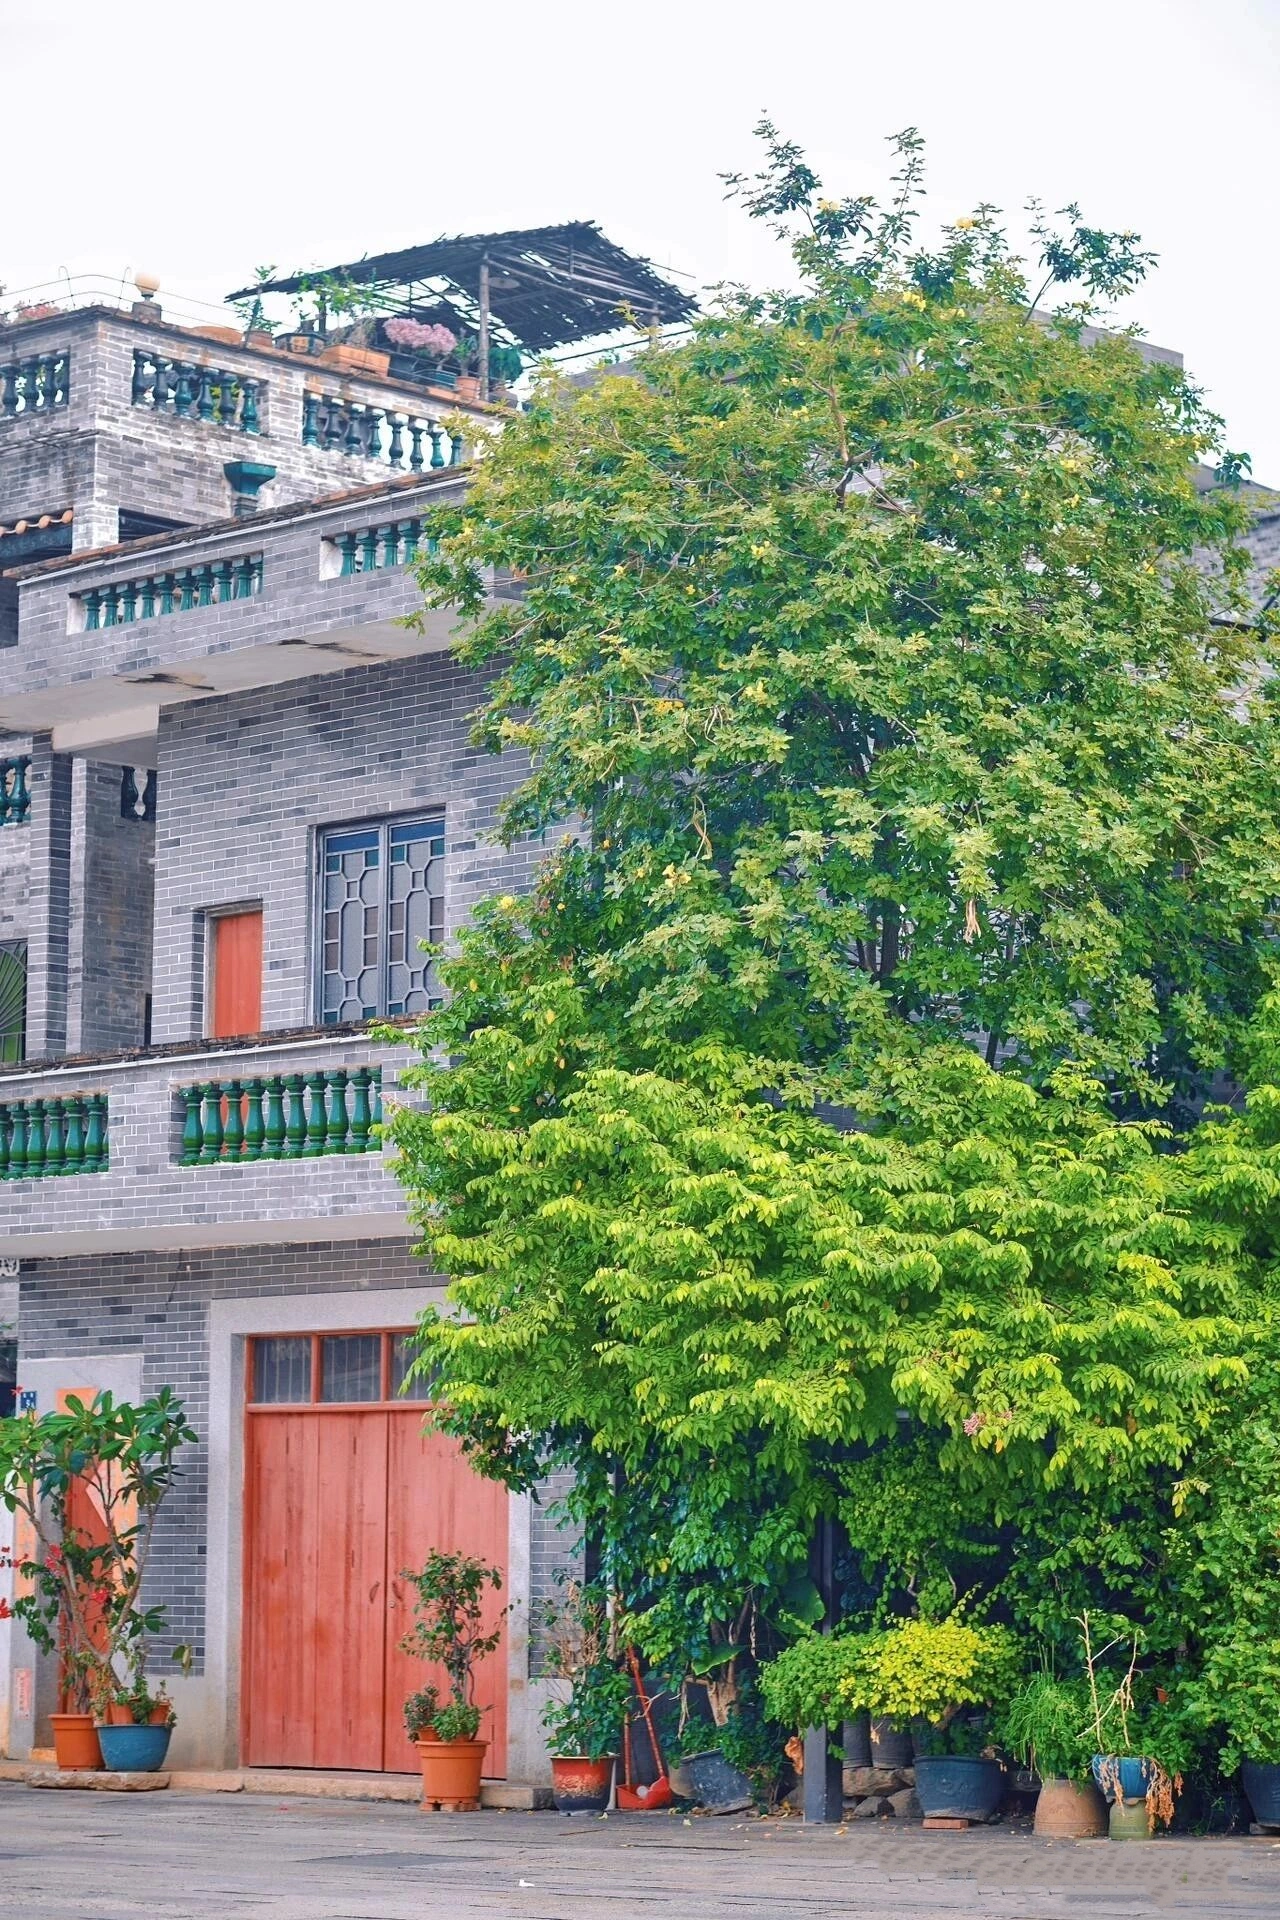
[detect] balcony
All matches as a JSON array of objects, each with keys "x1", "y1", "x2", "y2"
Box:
[
  {"x1": 0, "y1": 1026, "x2": 416, "y2": 1256},
  {"x1": 0, "y1": 468, "x2": 490, "y2": 756}
]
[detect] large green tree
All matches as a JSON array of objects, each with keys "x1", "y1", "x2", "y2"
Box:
[{"x1": 389, "y1": 129, "x2": 1280, "y2": 1649}]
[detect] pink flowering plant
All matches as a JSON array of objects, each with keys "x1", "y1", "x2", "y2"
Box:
[{"x1": 385, "y1": 318, "x2": 457, "y2": 358}]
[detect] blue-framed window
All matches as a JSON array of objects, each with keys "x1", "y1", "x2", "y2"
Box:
[{"x1": 318, "y1": 816, "x2": 445, "y2": 1023}]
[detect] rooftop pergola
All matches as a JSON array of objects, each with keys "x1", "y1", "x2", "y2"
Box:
[{"x1": 229, "y1": 222, "x2": 698, "y2": 398}]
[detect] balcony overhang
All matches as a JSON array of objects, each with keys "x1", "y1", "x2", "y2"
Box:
[{"x1": 0, "y1": 1206, "x2": 411, "y2": 1260}]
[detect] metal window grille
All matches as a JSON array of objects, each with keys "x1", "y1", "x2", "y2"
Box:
[{"x1": 318, "y1": 815, "x2": 445, "y2": 1024}]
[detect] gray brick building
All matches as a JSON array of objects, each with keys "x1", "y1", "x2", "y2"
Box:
[{"x1": 0, "y1": 292, "x2": 573, "y2": 1784}]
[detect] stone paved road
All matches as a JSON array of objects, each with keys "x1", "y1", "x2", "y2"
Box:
[{"x1": 3, "y1": 1787, "x2": 1280, "y2": 1919}]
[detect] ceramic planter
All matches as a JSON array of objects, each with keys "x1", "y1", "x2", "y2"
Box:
[
  {"x1": 1090, "y1": 1754, "x2": 1156, "y2": 1803},
  {"x1": 550, "y1": 1754, "x2": 614, "y2": 1812},
  {"x1": 684, "y1": 1748, "x2": 752, "y2": 1813},
  {"x1": 1033, "y1": 1775, "x2": 1108, "y2": 1838},
  {"x1": 914, "y1": 1754, "x2": 1006, "y2": 1822},
  {"x1": 1242, "y1": 1762, "x2": 1280, "y2": 1827},
  {"x1": 1108, "y1": 1796, "x2": 1153, "y2": 1840},
  {"x1": 870, "y1": 1718, "x2": 913, "y2": 1769},
  {"x1": 50, "y1": 1712, "x2": 102, "y2": 1771},
  {"x1": 96, "y1": 1722, "x2": 172, "y2": 1771},
  {"x1": 318, "y1": 344, "x2": 391, "y2": 379},
  {"x1": 416, "y1": 1736, "x2": 486, "y2": 1811}
]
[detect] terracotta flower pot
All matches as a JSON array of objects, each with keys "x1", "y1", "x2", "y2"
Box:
[
  {"x1": 1034, "y1": 1776, "x2": 1108, "y2": 1838},
  {"x1": 416, "y1": 1736, "x2": 486, "y2": 1811},
  {"x1": 454, "y1": 374, "x2": 481, "y2": 402},
  {"x1": 105, "y1": 1702, "x2": 134, "y2": 1726},
  {"x1": 551, "y1": 1754, "x2": 614, "y2": 1813},
  {"x1": 50, "y1": 1712, "x2": 103, "y2": 1771}
]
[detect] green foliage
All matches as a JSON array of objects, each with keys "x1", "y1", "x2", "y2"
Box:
[
  {"x1": 398, "y1": 1550, "x2": 504, "y2": 1740},
  {"x1": 403, "y1": 1685, "x2": 441, "y2": 1740},
  {"x1": 388, "y1": 123, "x2": 1280, "y2": 1722},
  {"x1": 759, "y1": 1631, "x2": 882, "y2": 1730},
  {"x1": 676, "y1": 1682, "x2": 786, "y2": 1804},
  {"x1": 0, "y1": 1390, "x2": 195, "y2": 1714},
  {"x1": 855, "y1": 1616, "x2": 1020, "y2": 1729},
  {"x1": 541, "y1": 1661, "x2": 632, "y2": 1761},
  {"x1": 997, "y1": 1672, "x2": 1094, "y2": 1781}
]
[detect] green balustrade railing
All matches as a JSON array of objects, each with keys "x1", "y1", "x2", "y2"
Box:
[
  {"x1": 178, "y1": 1066, "x2": 383, "y2": 1165},
  {"x1": 332, "y1": 519, "x2": 436, "y2": 577},
  {"x1": 0, "y1": 1092, "x2": 109, "y2": 1178},
  {"x1": 2, "y1": 351, "x2": 69, "y2": 420},
  {"x1": 79, "y1": 554, "x2": 263, "y2": 630},
  {"x1": 1, "y1": 756, "x2": 31, "y2": 827},
  {"x1": 131, "y1": 351, "x2": 260, "y2": 432},
  {"x1": 301, "y1": 392, "x2": 463, "y2": 471}
]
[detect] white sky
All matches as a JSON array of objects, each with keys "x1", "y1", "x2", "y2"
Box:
[{"x1": 5, "y1": 0, "x2": 1279, "y2": 478}]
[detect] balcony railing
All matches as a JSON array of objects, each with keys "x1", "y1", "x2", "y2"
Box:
[
  {"x1": 1, "y1": 351, "x2": 69, "y2": 420},
  {"x1": 0, "y1": 1092, "x2": 109, "y2": 1178},
  {"x1": 131, "y1": 350, "x2": 261, "y2": 433},
  {"x1": 78, "y1": 554, "x2": 263, "y2": 628},
  {"x1": 332, "y1": 519, "x2": 435, "y2": 576},
  {"x1": 178, "y1": 1066, "x2": 383, "y2": 1164},
  {"x1": 1, "y1": 756, "x2": 31, "y2": 826},
  {"x1": 301, "y1": 392, "x2": 463, "y2": 470}
]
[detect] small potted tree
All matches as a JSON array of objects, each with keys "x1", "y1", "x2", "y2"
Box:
[
  {"x1": 1190, "y1": 1621, "x2": 1280, "y2": 1827},
  {"x1": 539, "y1": 1580, "x2": 630, "y2": 1811},
  {"x1": 384, "y1": 319, "x2": 458, "y2": 388},
  {"x1": 0, "y1": 1388, "x2": 194, "y2": 1772},
  {"x1": 998, "y1": 1671, "x2": 1107, "y2": 1837},
  {"x1": 1079, "y1": 1614, "x2": 1183, "y2": 1840},
  {"x1": 861, "y1": 1616, "x2": 1020, "y2": 1823},
  {"x1": 400, "y1": 1550, "x2": 505, "y2": 1811}
]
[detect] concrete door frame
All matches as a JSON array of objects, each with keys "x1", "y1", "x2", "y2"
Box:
[{"x1": 203, "y1": 1284, "x2": 536, "y2": 1777}]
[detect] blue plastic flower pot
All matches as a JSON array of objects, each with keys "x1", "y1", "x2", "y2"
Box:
[
  {"x1": 95, "y1": 1723, "x2": 172, "y2": 1772},
  {"x1": 1091, "y1": 1754, "x2": 1155, "y2": 1804},
  {"x1": 913, "y1": 1754, "x2": 1006, "y2": 1821}
]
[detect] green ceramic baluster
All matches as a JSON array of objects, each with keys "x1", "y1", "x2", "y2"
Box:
[
  {"x1": 402, "y1": 519, "x2": 421, "y2": 563},
  {"x1": 429, "y1": 423, "x2": 446, "y2": 469},
  {"x1": 0, "y1": 1103, "x2": 9, "y2": 1179},
  {"x1": 450, "y1": 430, "x2": 465, "y2": 465},
  {"x1": 131, "y1": 351, "x2": 150, "y2": 405},
  {"x1": 139, "y1": 577, "x2": 156, "y2": 620},
  {"x1": 302, "y1": 391, "x2": 320, "y2": 447},
  {"x1": 63, "y1": 1097, "x2": 85, "y2": 1173},
  {"x1": 84, "y1": 589, "x2": 101, "y2": 630},
  {"x1": 284, "y1": 1074, "x2": 307, "y2": 1157},
  {"x1": 159, "y1": 573, "x2": 175, "y2": 615},
  {"x1": 387, "y1": 415, "x2": 404, "y2": 469},
  {"x1": 241, "y1": 379, "x2": 260, "y2": 433},
  {"x1": 263, "y1": 1077, "x2": 286, "y2": 1159},
  {"x1": 26, "y1": 1098, "x2": 46, "y2": 1177},
  {"x1": 243, "y1": 1077, "x2": 265, "y2": 1160},
  {"x1": 7, "y1": 1102, "x2": 27, "y2": 1178},
  {"x1": 213, "y1": 560, "x2": 233, "y2": 603},
  {"x1": 199, "y1": 1083, "x2": 223, "y2": 1163},
  {"x1": 196, "y1": 564, "x2": 214, "y2": 607},
  {"x1": 174, "y1": 363, "x2": 194, "y2": 417},
  {"x1": 364, "y1": 408, "x2": 382, "y2": 460},
  {"x1": 360, "y1": 527, "x2": 378, "y2": 573},
  {"x1": 349, "y1": 1068, "x2": 372, "y2": 1152},
  {"x1": 408, "y1": 423, "x2": 425, "y2": 471},
  {"x1": 222, "y1": 1078, "x2": 244, "y2": 1158},
  {"x1": 180, "y1": 1084, "x2": 203, "y2": 1165},
  {"x1": 196, "y1": 366, "x2": 215, "y2": 422},
  {"x1": 120, "y1": 582, "x2": 137, "y2": 624},
  {"x1": 303, "y1": 1070, "x2": 328, "y2": 1155},
  {"x1": 324, "y1": 1070, "x2": 350, "y2": 1153},
  {"x1": 86, "y1": 1093, "x2": 108, "y2": 1170},
  {"x1": 337, "y1": 532, "x2": 357, "y2": 577},
  {"x1": 343, "y1": 407, "x2": 363, "y2": 457},
  {"x1": 324, "y1": 399, "x2": 343, "y2": 451},
  {"x1": 381, "y1": 525, "x2": 401, "y2": 568},
  {"x1": 44, "y1": 1098, "x2": 66, "y2": 1174}
]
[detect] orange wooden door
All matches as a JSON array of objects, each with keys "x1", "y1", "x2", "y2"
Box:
[
  {"x1": 210, "y1": 910, "x2": 262, "y2": 1039},
  {"x1": 242, "y1": 1410, "x2": 389, "y2": 1768},
  {"x1": 383, "y1": 1414, "x2": 509, "y2": 1775}
]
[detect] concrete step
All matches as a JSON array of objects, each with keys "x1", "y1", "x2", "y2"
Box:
[{"x1": 1, "y1": 1758, "x2": 549, "y2": 1810}]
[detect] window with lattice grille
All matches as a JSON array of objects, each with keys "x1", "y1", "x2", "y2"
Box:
[{"x1": 318, "y1": 816, "x2": 445, "y2": 1023}]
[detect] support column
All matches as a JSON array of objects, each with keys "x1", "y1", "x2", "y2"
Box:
[
  {"x1": 802, "y1": 1513, "x2": 844, "y2": 1823},
  {"x1": 24, "y1": 735, "x2": 75, "y2": 1058}
]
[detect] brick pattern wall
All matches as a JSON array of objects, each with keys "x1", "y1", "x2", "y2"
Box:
[
  {"x1": 68, "y1": 761, "x2": 154, "y2": 1052},
  {"x1": 151, "y1": 650, "x2": 540, "y2": 1042},
  {"x1": 18, "y1": 1240, "x2": 578, "y2": 1674}
]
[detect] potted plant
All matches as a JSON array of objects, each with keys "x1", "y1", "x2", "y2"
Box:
[
  {"x1": 1185, "y1": 1620, "x2": 1280, "y2": 1827},
  {"x1": 97, "y1": 1671, "x2": 175, "y2": 1772},
  {"x1": 1078, "y1": 1614, "x2": 1182, "y2": 1840},
  {"x1": 404, "y1": 1683, "x2": 441, "y2": 1744},
  {"x1": 998, "y1": 1671, "x2": 1106, "y2": 1837},
  {"x1": 0, "y1": 1389, "x2": 194, "y2": 1772},
  {"x1": 860, "y1": 1616, "x2": 1020, "y2": 1822},
  {"x1": 399, "y1": 1549, "x2": 505, "y2": 1811},
  {"x1": 384, "y1": 318, "x2": 459, "y2": 388},
  {"x1": 539, "y1": 1579, "x2": 629, "y2": 1811}
]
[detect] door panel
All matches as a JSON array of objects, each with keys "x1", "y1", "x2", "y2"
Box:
[
  {"x1": 243, "y1": 1411, "x2": 388, "y2": 1769},
  {"x1": 383, "y1": 1415, "x2": 508, "y2": 1775},
  {"x1": 210, "y1": 910, "x2": 263, "y2": 1039}
]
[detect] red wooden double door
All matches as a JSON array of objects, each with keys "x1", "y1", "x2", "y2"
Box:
[{"x1": 241, "y1": 1331, "x2": 508, "y2": 1774}]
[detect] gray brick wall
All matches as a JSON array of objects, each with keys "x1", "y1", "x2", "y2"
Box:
[
  {"x1": 68, "y1": 761, "x2": 154, "y2": 1052},
  {"x1": 151, "y1": 651, "x2": 539, "y2": 1043},
  {"x1": 18, "y1": 1240, "x2": 577, "y2": 1675}
]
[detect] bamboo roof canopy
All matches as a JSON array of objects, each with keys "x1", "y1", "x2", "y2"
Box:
[{"x1": 228, "y1": 222, "x2": 698, "y2": 353}]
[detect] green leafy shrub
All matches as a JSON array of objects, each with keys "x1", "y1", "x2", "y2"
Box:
[
  {"x1": 858, "y1": 1618, "x2": 1021, "y2": 1730},
  {"x1": 997, "y1": 1673, "x2": 1093, "y2": 1781},
  {"x1": 759, "y1": 1631, "x2": 883, "y2": 1731}
]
